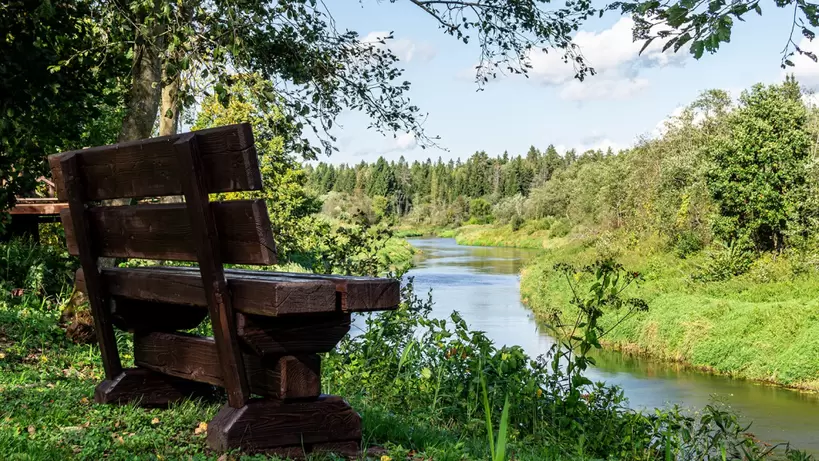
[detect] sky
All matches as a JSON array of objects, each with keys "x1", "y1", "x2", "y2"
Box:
[{"x1": 316, "y1": 1, "x2": 819, "y2": 165}]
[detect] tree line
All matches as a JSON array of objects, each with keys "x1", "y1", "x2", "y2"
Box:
[{"x1": 307, "y1": 77, "x2": 819, "y2": 258}]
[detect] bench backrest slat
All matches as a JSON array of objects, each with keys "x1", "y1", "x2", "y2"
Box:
[
  {"x1": 60, "y1": 200, "x2": 275, "y2": 265},
  {"x1": 48, "y1": 124, "x2": 261, "y2": 201}
]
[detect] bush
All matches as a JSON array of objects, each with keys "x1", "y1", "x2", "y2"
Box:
[
  {"x1": 673, "y1": 230, "x2": 704, "y2": 258},
  {"x1": 469, "y1": 198, "x2": 493, "y2": 224},
  {"x1": 510, "y1": 214, "x2": 524, "y2": 232},
  {"x1": 548, "y1": 218, "x2": 571, "y2": 238},
  {"x1": 0, "y1": 238, "x2": 77, "y2": 307},
  {"x1": 693, "y1": 240, "x2": 755, "y2": 282},
  {"x1": 492, "y1": 194, "x2": 525, "y2": 224}
]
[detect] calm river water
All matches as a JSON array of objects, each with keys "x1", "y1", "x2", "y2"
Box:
[{"x1": 390, "y1": 238, "x2": 819, "y2": 453}]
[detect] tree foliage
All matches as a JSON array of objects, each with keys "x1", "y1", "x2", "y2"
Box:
[
  {"x1": 308, "y1": 78, "x2": 819, "y2": 259},
  {"x1": 0, "y1": 0, "x2": 127, "y2": 218},
  {"x1": 706, "y1": 78, "x2": 812, "y2": 251},
  {"x1": 612, "y1": 0, "x2": 819, "y2": 67}
]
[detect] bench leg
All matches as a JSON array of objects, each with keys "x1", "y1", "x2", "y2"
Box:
[
  {"x1": 206, "y1": 395, "x2": 362, "y2": 454},
  {"x1": 95, "y1": 367, "x2": 216, "y2": 406}
]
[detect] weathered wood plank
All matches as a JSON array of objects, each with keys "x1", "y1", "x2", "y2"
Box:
[
  {"x1": 176, "y1": 133, "x2": 249, "y2": 409},
  {"x1": 263, "y1": 272, "x2": 401, "y2": 312},
  {"x1": 206, "y1": 396, "x2": 361, "y2": 452},
  {"x1": 95, "y1": 367, "x2": 216, "y2": 406},
  {"x1": 111, "y1": 266, "x2": 400, "y2": 313},
  {"x1": 75, "y1": 266, "x2": 394, "y2": 316},
  {"x1": 237, "y1": 313, "x2": 350, "y2": 357},
  {"x1": 133, "y1": 332, "x2": 321, "y2": 399},
  {"x1": 48, "y1": 123, "x2": 260, "y2": 201},
  {"x1": 61, "y1": 200, "x2": 276, "y2": 265},
  {"x1": 61, "y1": 153, "x2": 123, "y2": 380},
  {"x1": 9, "y1": 202, "x2": 68, "y2": 215}
]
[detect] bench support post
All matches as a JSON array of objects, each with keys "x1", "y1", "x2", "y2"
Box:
[
  {"x1": 61, "y1": 153, "x2": 123, "y2": 379},
  {"x1": 175, "y1": 133, "x2": 250, "y2": 408}
]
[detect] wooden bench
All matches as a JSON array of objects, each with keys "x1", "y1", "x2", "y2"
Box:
[
  {"x1": 48, "y1": 123, "x2": 399, "y2": 455},
  {"x1": 4, "y1": 178, "x2": 68, "y2": 241}
]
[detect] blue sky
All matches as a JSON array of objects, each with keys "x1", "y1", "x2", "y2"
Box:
[{"x1": 319, "y1": 1, "x2": 817, "y2": 165}]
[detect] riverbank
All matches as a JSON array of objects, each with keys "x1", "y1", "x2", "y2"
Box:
[
  {"x1": 410, "y1": 224, "x2": 819, "y2": 391},
  {"x1": 396, "y1": 222, "x2": 563, "y2": 249}
]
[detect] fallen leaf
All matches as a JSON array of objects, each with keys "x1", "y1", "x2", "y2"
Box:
[
  {"x1": 116, "y1": 435, "x2": 124, "y2": 444},
  {"x1": 151, "y1": 417, "x2": 160, "y2": 425},
  {"x1": 79, "y1": 397, "x2": 89, "y2": 405},
  {"x1": 27, "y1": 425, "x2": 35, "y2": 436},
  {"x1": 194, "y1": 421, "x2": 208, "y2": 435}
]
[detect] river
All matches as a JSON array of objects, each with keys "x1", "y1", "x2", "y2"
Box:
[{"x1": 396, "y1": 237, "x2": 819, "y2": 454}]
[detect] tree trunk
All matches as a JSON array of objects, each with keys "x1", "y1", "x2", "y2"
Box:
[
  {"x1": 118, "y1": 15, "x2": 164, "y2": 142},
  {"x1": 159, "y1": 68, "x2": 180, "y2": 137}
]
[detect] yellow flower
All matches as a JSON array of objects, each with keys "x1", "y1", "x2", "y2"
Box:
[
  {"x1": 536, "y1": 388, "x2": 543, "y2": 398},
  {"x1": 380, "y1": 456, "x2": 392, "y2": 461}
]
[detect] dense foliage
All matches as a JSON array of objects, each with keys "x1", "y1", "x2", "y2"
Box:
[
  {"x1": 1, "y1": 238, "x2": 811, "y2": 459},
  {"x1": 0, "y1": 0, "x2": 127, "y2": 221},
  {"x1": 307, "y1": 78, "x2": 819, "y2": 259}
]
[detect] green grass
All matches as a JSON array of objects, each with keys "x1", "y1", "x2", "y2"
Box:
[
  {"x1": 398, "y1": 221, "x2": 571, "y2": 249},
  {"x1": 519, "y1": 239, "x2": 819, "y2": 390}
]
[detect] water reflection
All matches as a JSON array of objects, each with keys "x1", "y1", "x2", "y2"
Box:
[{"x1": 397, "y1": 238, "x2": 819, "y2": 453}]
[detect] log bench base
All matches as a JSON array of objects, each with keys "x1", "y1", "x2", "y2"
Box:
[
  {"x1": 95, "y1": 367, "x2": 217, "y2": 406},
  {"x1": 206, "y1": 396, "x2": 362, "y2": 454}
]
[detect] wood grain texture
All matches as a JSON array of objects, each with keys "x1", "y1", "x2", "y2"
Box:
[
  {"x1": 75, "y1": 267, "x2": 339, "y2": 316},
  {"x1": 133, "y1": 332, "x2": 320, "y2": 399},
  {"x1": 48, "y1": 123, "x2": 260, "y2": 201},
  {"x1": 85, "y1": 266, "x2": 399, "y2": 313},
  {"x1": 61, "y1": 200, "x2": 275, "y2": 265},
  {"x1": 257, "y1": 272, "x2": 401, "y2": 312},
  {"x1": 246, "y1": 354, "x2": 321, "y2": 400},
  {"x1": 9, "y1": 201, "x2": 67, "y2": 215},
  {"x1": 176, "y1": 133, "x2": 249, "y2": 408},
  {"x1": 206, "y1": 396, "x2": 361, "y2": 452},
  {"x1": 95, "y1": 367, "x2": 216, "y2": 406},
  {"x1": 237, "y1": 313, "x2": 350, "y2": 356},
  {"x1": 110, "y1": 298, "x2": 208, "y2": 332},
  {"x1": 60, "y1": 153, "x2": 123, "y2": 380}
]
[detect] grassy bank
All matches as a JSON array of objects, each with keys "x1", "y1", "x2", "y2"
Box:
[
  {"x1": 396, "y1": 221, "x2": 568, "y2": 249},
  {"x1": 3, "y1": 239, "x2": 810, "y2": 460},
  {"x1": 519, "y1": 237, "x2": 819, "y2": 391}
]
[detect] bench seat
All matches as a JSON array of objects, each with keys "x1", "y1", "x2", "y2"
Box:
[{"x1": 76, "y1": 266, "x2": 400, "y2": 317}]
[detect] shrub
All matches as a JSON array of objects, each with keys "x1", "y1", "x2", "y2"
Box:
[
  {"x1": 0, "y1": 238, "x2": 77, "y2": 307},
  {"x1": 492, "y1": 194, "x2": 525, "y2": 224},
  {"x1": 510, "y1": 214, "x2": 524, "y2": 232},
  {"x1": 548, "y1": 218, "x2": 571, "y2": 238},
  {"x1": 673, "y1": 230, "x2": 704, "y2": 258},
  {"x1": 692, "y1": 240, "x2": 755, "y2": 282},
  {"x1": 469, "y1": 198, "x2": 493, "y2": 224}
]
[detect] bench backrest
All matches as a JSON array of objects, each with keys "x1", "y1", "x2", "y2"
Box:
[
  {"x1": 49, "y1": 123, "x2": 272, "y2": 408},
  {"x1": 48, "y1": 124, "x2": 275, "y2": 265}
]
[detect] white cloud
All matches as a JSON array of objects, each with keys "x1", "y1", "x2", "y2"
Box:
[
  {"x1": 788, "y1": 38, "x2": 819, "y2": 88},
  {"x1": 802, "y1": 92, "x2": 819, "y2": 107},
  {"x1": 559, "y1": 77, "x2": 649, "y2": 101},
  {"x1": 392, "y1": 132, "x2": 417, "y2": 151},
  {"x1": 528, "y1": 17, "x2": 686, "y2": 101},
  {"x1": 556, "y1": 135, "x2": 626, "y2": 154},
  {"x1": 363, "y1": 31, "x2": 436, "y2": 63}
]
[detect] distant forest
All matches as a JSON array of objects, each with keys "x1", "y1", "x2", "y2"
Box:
[
  {"x1": 307, "y1": 79, "x2": 819, "y2": 257},
  {"x1": 305, "y1": 145, "x2": 611, "y2": 222}
]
